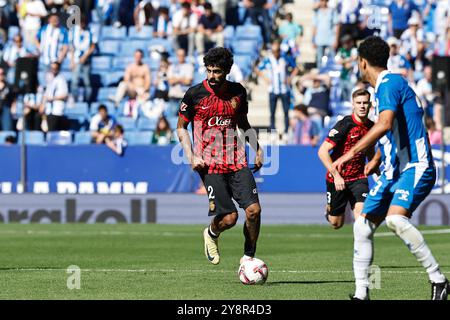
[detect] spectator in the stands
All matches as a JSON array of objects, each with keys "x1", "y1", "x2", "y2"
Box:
[
  {"x1": 387, "y1": 36, "x2": 412, "y2": 80},
  {"x1": 312, "y1": 0, "x2": 336, "y2": 68},
  {"x1": 151, "y1": 115, "x2": 174, "y2": 145},
  {"x1": 434, "y1": 25, "x2": 450, "y2": 56},
  {"x1": 399, "y1": 16, "x2": 425, "y2": 63},
  {"x1": 17, "y1": 0, "x2": 48, "y2": 47},
  {"x1": 289, "y1": 104, "x2": 320, "y2": 146},
  {"x1": 153, "y1": 6, "x2": 172, "y2": 39},
  {"x1": 69, "y1": 15, "x2": 96, "y2": 102},
  {"x1": 105, "y1": 124, "x2": 127, "y2": 155},
  {"x1": 0, "y1": 67, "x2": 15, "y2": 131},
  {"x1": 168, "y1": 48, "x2": 194, "y2": 100},
  {"x1": 22, "y1": 86, "x2": 44, "y2": 131},
  {"x1": 335, "y1": 34, "x2": 358, "y2": 102},
  {"x1": 415, "y1": 65, "x2": 439, "y2": 126},
  {"x1": 90, "y1": 104, "x2": 117, "y2": 144},
  {"x1": 426, "y1": 117, "x2": 442, "y2": 146},
  {"x1": 112, "y1": 49, "x2": 151, "y2": 107},
  {"x1": 334, "y1": 0, "x2": 363, "y2": 49},
  {"x1": 210, "y1": 0, "x2": 226, "y2": 20},
  {"x1": 195, "y1": 2, "x2": 224, "y2": 56},
  {"x1": 3, "y1": 35, "x2": 33, "y2": 84},
  {"x1": 243, "y1": 0, "x2": 272, "y2": 46},
  {"x1": 153, "y1": 57, "x2": 170, "y2": 101},
  {"x1": 278, "y1": 12, "x2": 303, "y2": 59},
  {"x1": 35, "y1": 12, "x2": 69, "y2": 67},
  {"x1": 172, "y1": 1, "x2": 198, "y2": 57},
  {"x1": 133, "y1": 0, "x2": 156, "y2": 32},
  {"x1": 40, "y1": 61, "x2": 69, "y2": 131},
  {"x1": 388, "y1": 0, "x2": 420, "y2": 39},
  {"x1": 257, "y1": 40, "x2": 299, "y2": 135}
]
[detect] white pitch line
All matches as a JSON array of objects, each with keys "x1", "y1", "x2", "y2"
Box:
[{"x1": 0, "y1": 268, "x2": 435, "y2": 275}]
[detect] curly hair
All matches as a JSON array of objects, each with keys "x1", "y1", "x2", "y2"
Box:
[
  {"x1": 358, "y1": 36, "x2": 390, "y2": 69},
  {"x1": 203, "y1": 47, "x2": 234, "y2": 73}
]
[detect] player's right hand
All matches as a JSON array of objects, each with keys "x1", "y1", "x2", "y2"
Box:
[
  {"x1": 191, "y1": 156, "x2": 206, "y2": 171},
  {"x1": 333, "y1": 174, "x2": 346, "y2": 191},
  {"x1": 364, "y1": 161, "x2": 380, "y2": 177}
]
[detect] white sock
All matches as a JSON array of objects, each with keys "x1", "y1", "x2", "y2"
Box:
[
  {"x1": 208, "y1": 225, "x2": 219, "y2": 238},
  {"x1": 353, "y1": 216, "x2": 377, "y2": 299},
  {"x1": 385, "y1": 215, "x2": 446, "y2": 284}
]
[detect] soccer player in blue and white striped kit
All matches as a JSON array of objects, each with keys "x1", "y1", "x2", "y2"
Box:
[{"x1": 333, "y1": 36, "x2": 449, "y2": 300}]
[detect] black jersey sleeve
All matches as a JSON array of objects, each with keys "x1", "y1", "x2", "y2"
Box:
[
  {"x1": 237, "y1": 84, "x2": 248, "y2": 115},
  {"x1": 179, "y1": 87, "x2": 196, "y2": 122},
  {"x1": 325, "y1": 117, "x2": 350, "y2": 147}
]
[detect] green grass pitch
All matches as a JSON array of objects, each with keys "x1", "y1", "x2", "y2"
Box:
[{"x1": 0, "y1": 224, "x2": 449, "y2": 300}]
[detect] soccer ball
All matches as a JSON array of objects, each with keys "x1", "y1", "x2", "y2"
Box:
[{"x1": 238, "y1": 258, "x2": 268, "y2": 285}]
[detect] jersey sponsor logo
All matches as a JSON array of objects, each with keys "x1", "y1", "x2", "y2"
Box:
[
  {"x1": 329, "y1": 129, "x2": 339, "y2": 137},
  {"x1": 395, "y1": 189, "x2": 410, "y2": 201},
  {"x1": 180, "y1": 103, "x2": 188, "y2": 112},
  {"x1": 208, "y1": 116, "x2": 232, "y2": 127}
]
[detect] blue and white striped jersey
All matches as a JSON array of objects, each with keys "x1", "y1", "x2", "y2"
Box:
[
  {"x1": 37, "y1": 24, "x2": 69, "y2": 66},
  {"x1": 69, "y1": 25, "x2": 96, "y2": 64},
  {"x1": 375, "y1": 70, "x2": 434, "y2": 180},
  {"x1": 258, "y1": 54, "x2": 296, "y2": 95}
]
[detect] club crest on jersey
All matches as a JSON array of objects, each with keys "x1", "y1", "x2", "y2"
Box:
[
  {"x1": 180, "y1": 103, "x2": 188, "y2": 112},
  {"x1": 209, "y1": 201, "x2": 215, "y2": 212},
  {"x1": 230, "y1": 97, "x2": 239, "y2": 109},
  {"x1": 208, "y1": 116, "x2": 231, "y2": 127},
  {"x1": 329, "y1": 129, "x2": 339, "y2": 137}
]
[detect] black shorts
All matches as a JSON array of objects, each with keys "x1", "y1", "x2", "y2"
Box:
[
  {"x1": 326, "y1": 178, "x2": 369, "y2": 216},
  {"x1": 200, "y1": 167, "x2": 259, "y2": 216}
]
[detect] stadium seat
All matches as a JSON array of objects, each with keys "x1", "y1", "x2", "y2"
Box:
[
  {"x1": 128, "y1": 26, "x2": 153, "y2": 40},
  {"x1": 117, "y1": 117, "x2": 137, "y2": 131},
  {"x1": 99, "y1": 40, "x2": 121, "y2": 56},
  {"x1": 0, "y1": 131, "x2": 16, "y2": 144},
  {"x1": 18, "y1": 131, "x2": 45, "y2": 145},
  {"x1": 66, "y1": 102, "x2": 89, "y2": 117},
  {"x1": 231, "y1": 40, "x2": 259, "y2": 58},
  {"x1": 74, "y1": 131, "x2": 93, "y2": 145},
  {"x1": 235, "y1": 25, "x2": 263, "y2": 43},
  {"x1": 125, "y1": 131, "x2": 153, "y2": 145},
  {"x1": 46, "y1": 131, "x2": 72, "y2": 145},
  {"x1": 100, "y1": 71, "x2": 123, "y2": 87},
  {"x1": 167, "y1": 117, "x2": 178, "y2": 131},
  {"x1": 113, "y1": 57, "x2": 134, "y2": 71},
  {"x1": 100, "y1": 26, "x2": 127, "y2": 41},
  {"x1": 224, "y1": 26, "x2": 235, "y2": 43},
  {"x1": 91, "y1": 56, "x2": 112, "y2": 72},
  {"x1": 137, "y1": 117, "x2": 157, "y2": 131},
  {"x1": 119, "y1": 40, "x2": 151, "y2": 57},
  {"x1": 148, "y1": 38, "x2": 173, "y2": 55},
  {"x1": 95, "y1": 87, "x2": 117, "y2": 102}
]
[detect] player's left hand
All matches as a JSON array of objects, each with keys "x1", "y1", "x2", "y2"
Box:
[
  {"x1": 253, "y1": 149, "x2": 264, "y2": 173},
  {"x1": 332, "y1": 151, "x2": 353, "y2": 174}
]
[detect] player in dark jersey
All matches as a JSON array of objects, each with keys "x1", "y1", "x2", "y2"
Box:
[
  {"x1": 318, "y1": 89, "x2": 375, "y2": 229},
  {"x1": 176, "y1": 47, "x2": 264, "y2": 265}
]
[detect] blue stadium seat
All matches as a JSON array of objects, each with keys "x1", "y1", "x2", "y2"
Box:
[
  {"x1": 231, "y1": 40, "x2": 258, "y2": 58},
  {"x1": 113, "y1": 57, "x2": 134, "y2": 71},
  {"x1": 148, "y1": 38, "x2": 173, "y2": 54},
  {"x1": 128, "y1": 26, "x2": 153, "y2": 40},
  {"x1": 236, "y1": 25, "x2": 263, "y2": 43},
  {"x1": 66, "y1": 102, "x2": 89, "y2": 117},
  {"x1": 91, "y1": 56, "x2": 112, "y2": 71},
  {"x1": 74, "y1": 131, "x2": 93, "y2": 145},
  {"x1": 143, "y1": 57, "x2": 160, "y2": 71},
  {"x1": 99, "y1": 40, "x2": 121, "y2": 56},
  {"x1": 46, "y1": 131, "x2": 73, "y2": 145},
  {"x1": 100, "y1": 26, "x2": 127, "y2": 40},
  {"x1": 125, "y1": 131, "x2": 153, "y2": 145},
  {"x1": 96, "y1": 87, "x2": 117, "y2": 102},
  {"x1": 193, "y1": 72, "x2": 205, "y2": 85},
  {"x1": 119, "y1": 40, "x2": 151, "y2": 57},
  {"x1": 0, "y1": 131, "x2": 16, "y2": 144},
  {"x1": 224, "y1": 26, "x2": 235, "y2": 43},
  {"x1": 137, "y1": 117, "x2": 157, "y2": 131},
  {"x1": 234, "y1": 55, "x2": 252, "y2": 72},
  {"x1": 18, "y1": 131, "x2": 45, "y2": 145},
  {"x1": 117, "y1": 117, "x2": 137, "y2": 131},
  {"x1": 167, "y1": 117, "x2": 178, "y2": 131},
  {"x1": 100, "y1": 71, "x2": 123, "y2": 87}
]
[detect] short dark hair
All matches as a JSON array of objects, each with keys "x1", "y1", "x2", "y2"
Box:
[
  {"x1": 204, "y1": 2, "x2": 212, "y2": 10},
  {"x1": 115, "y1": 124, "x2": 124, "y2": 134},
  {"x1": 203, "y1": 47, "x2": 233, "y2": 73},
  {"x1": 5, "y1": 135, "x2": 16, "y2": 144},
  {"x1": 98, "y1": 104, "x2": 108, "y2": 112},
  {"x1": 181, "y1": 1, "x2": 191, "y2": 9},
  {"x1": 358, "y1": 36, "x2": 390, "y2": 68},
  {"x1": 352, "y1": 88, "x2": 371, "y2": 101},
  {"x1": 294, "y1": 104, "x2": 308, "y2": 116}
]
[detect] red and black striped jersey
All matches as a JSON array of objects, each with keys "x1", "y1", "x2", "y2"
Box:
[
  {"x1": 179, "y1": 80, "x2": 248, "y2": 174},
  {"x1": 325, "y1": 114, "x2": 374, "y2": 183}
]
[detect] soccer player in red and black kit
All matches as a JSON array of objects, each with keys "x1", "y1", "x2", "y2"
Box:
[
  {"x1": 177, "y1": 47, "x2": 264, "y2": 265},
  {"x1": 318, "y1": 89, "x2": 376, "y2": 229}
]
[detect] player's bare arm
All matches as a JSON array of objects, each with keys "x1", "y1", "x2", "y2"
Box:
[
  {"x1": 177, "y1": 116, "x2": 205, "y2": 171},
  {"x1": 364, "y1": 148, "x2": 381, "y2": 177},
  {"x1": 237, "y1": 114, "x2": 263, "y2": 173},
  {"x1": 333, "y1": 110, "x2": 395, "y2": 173},
  {"x1": 318, "y1": 141, "x2": 345, "y2": 191}
]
